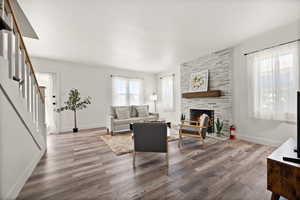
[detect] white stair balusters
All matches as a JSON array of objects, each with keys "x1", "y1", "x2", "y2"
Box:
[
  {"x1": 26, "y1": 64, "x2": 30, "y2": 111},
  {"x1": 14, "y1": 32, "x2": 20, "y2": 81},
  {"x1": 7, "y1": 13, "x2": 13, "y2": 79},
  {"x1": 0, "y1": 0, "x2": 46, "y2": 137},
  {"x1": 20, "y1": 49, "x2": 26, "y2": 97},
  {"x1": 0, "y1": 29, "x2": 4, "y2": 57}
]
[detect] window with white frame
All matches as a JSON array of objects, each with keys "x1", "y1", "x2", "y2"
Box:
[
  {"x1": 112, "y1": 76, "x2": 143, "y2": 106},
  {"x1": 161, "y1": 75, "x2": 175, "y2": 112},
  {"x1": 247, "y1": 41, "x2": 299, "y2": 122}
]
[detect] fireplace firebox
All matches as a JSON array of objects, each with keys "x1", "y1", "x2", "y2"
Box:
[{"x1": 190, "y1": 109, "x2": 214, "y2": 133}]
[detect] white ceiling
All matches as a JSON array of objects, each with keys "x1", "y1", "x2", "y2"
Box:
[{"x1": 20, "y1": 0, "x2": 300, "y2": 73}]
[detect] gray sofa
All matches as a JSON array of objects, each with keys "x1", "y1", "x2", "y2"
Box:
[{"x1": 107, "y1": 105, "x2": 159, "y2": 135}]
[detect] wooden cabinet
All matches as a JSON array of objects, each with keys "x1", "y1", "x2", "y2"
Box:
[{"x1": 267, "y1": 138, "x2": 300, "y2": 200}]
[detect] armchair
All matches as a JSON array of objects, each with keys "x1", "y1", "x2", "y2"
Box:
[
  {"x1": 132, "y1": 122, "x2": 168, "y2": 167},
  {"x1": 178, "y1": 114, "x2": 210, "y2": 148}
]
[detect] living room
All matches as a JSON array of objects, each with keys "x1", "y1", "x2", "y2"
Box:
[
  {"x1": 33, "y1": 20, "x2": 300, "y2": 146},
  {"x1": 1, "y1": 0, "x2": 300, "y2": 199}
]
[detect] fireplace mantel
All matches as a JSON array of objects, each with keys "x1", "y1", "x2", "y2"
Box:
[{"x1": 182, "y1": 90, "x2": 221, "y2": 98}]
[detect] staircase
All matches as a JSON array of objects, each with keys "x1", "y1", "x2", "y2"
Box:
[{"x1": 0, "y1": 0, "x2": 46, "y2": 198}]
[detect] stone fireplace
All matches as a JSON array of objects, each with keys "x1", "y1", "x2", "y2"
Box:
[
  {"x1": 190, "y1": 109, "x2": 214, "y2": 133},
  {"x1": 181, "y1": 48, "x2": 233, "y2": 135}
]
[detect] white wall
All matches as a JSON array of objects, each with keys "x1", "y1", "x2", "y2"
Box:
[
  {"x1": 156, "y1": 67, "x2": 181, "y2": 125},
  {"x1": 0, "y1": 90, "x2": 43, "y2": 199},
  {"x1": 32, "y1": 57, "x2": 157, "y2": 132},
  {"x1": 156, "y1": 20, "x2": 300, "y2": 146},
  {"x1": 233, "y1": 20, "x2": 300, "y2": 146}
]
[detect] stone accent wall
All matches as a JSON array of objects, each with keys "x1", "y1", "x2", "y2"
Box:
[{"x1": 181, "y1": 48, "x2": 233, "y2": 135}]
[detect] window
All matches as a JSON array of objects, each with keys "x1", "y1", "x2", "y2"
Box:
[
  {"x1": 112, "y1": 76, "x2": 143, "y2": 106},
  {"x1": 161, "y1": 75, "x2": 175, "y2": 111},
  {"x1": 247, "y1": 42, "x2": 299, "y2": 122}
]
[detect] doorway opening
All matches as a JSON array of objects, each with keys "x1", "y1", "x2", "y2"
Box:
[{"x1": 36, "y1": 73, "x2": 58, "y2": 134}]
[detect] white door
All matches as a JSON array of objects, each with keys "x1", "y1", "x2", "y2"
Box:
[{"x1": 36, "y1": 73, "x2": 58, "y2": 134}]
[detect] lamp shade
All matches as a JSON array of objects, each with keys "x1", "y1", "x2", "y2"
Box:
[{"x1": 150, "y1": 93, "x2": 158, "y2": 101}]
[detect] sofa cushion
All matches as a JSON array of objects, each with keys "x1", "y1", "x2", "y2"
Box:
[
  {"x1": 115, "y1": 107, "x2": 130, "y2": 120},
  {"x1": 142, "y1": 115, "x2": 158, "y2": 121},
  {"x1": 110, "y1": 106, "x2": 117, "y2": 118},
  {"x1": 136, "y1": 105, "x2": 149, "y2": 117},
  {"x1": 131, "y1": 105, "x2": 149, "y2": 117},
  {"x1": 130, "y1": 106, "x2": 138, "y2": 117},
  {"x1": 114, "y1": 117, "x2": 144, "y2": 125}
]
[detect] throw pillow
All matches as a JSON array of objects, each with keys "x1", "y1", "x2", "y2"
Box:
[
  {"x1": 136, "y1": 106, "x2": 149, "y2": 117},
  {"x1": 199, "y1": 114, "x2": 209, "y2": 138},
  {"x1": 130, "y1": 106, "x2": 138, "y2": 117},
  {"x1": 115, "y1": 107, "x2": 130, "y2": 120}
]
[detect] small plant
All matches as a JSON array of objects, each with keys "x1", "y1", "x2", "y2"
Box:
[
  {"x1": 215, "y1": 118, "x2": 223, "y2": 135},
  {"x1": 56, "y1": 89, "x2": 91, "y2": 133},
  {"x1": 181, "y1": 114, "x2": 186, "y2": 121}
]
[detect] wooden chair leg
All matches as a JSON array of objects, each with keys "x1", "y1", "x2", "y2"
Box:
[
  {"x1": 133, "y1": 151, "x2": 136, "y2": 168},
  {"x1": 166, "y1": 141, "x2": 169, "y2": 166},
  {"x1": 166, "y1": 152, "x2": 169, "y2": 167},
  {"x1": 202, "y1": 138, "x2": 205, "y2": 144},
  {"x1": 271, "y1": 193, "x2": 280, "y2": 200},
  {"x1": 178, "y1": 131, "x2": 183, "y2": 148}
]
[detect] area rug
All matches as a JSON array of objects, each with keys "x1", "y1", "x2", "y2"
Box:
[{"x1": 100, "y1": 130, "x2": 179, "y2": 156}]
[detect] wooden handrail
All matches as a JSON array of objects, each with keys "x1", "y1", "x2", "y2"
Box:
[{"x1": 5, "y1": 0, "x2": 44, "y2": 103}]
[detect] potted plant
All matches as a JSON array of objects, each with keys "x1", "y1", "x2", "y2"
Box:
[
  {"x1": 215, "y1": 118, "x2": 223, "y2": 136},
  {"x1": 56, "y1": 89, "x2": 91, "y2": 133}
]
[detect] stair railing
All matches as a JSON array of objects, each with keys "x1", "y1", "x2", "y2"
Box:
[{"x1": 0, "y1": 0, "x2": 46, "y2": 141}]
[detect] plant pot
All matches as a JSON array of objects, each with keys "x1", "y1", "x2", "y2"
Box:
[
  {"x1": 73, "y1": 128, "x2": 78, "y2": 133},
  {"x1": 216, "y1": 132, "x2": 221, "y2": 136}
]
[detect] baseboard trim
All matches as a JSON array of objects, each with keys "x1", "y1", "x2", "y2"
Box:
[
  {"x1": 4, "y1": 149, "x2": 45, "y2": 199},
  {"x1": 57, "y1": 126, "x2": 106, "y2": 134},
  {"x1": 238, "y1": 134, "x2": 282, "y2": 147}
]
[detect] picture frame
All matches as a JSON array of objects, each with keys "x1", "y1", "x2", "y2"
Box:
[{"x1": 189, "y1": 70, "x2": 209, "y2": 92}]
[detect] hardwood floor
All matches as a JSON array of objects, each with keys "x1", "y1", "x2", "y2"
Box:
[{"x1": 17, "y1": 128, "x2": 274, "y2": 200}]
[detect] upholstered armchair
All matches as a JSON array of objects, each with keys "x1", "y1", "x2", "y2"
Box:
[
  {"x1": 178, "y1": 114, "x2": 210, "y2": 148},
  {"x1": 132, "y1": 122, "x2": 168, "y2": 167}
]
